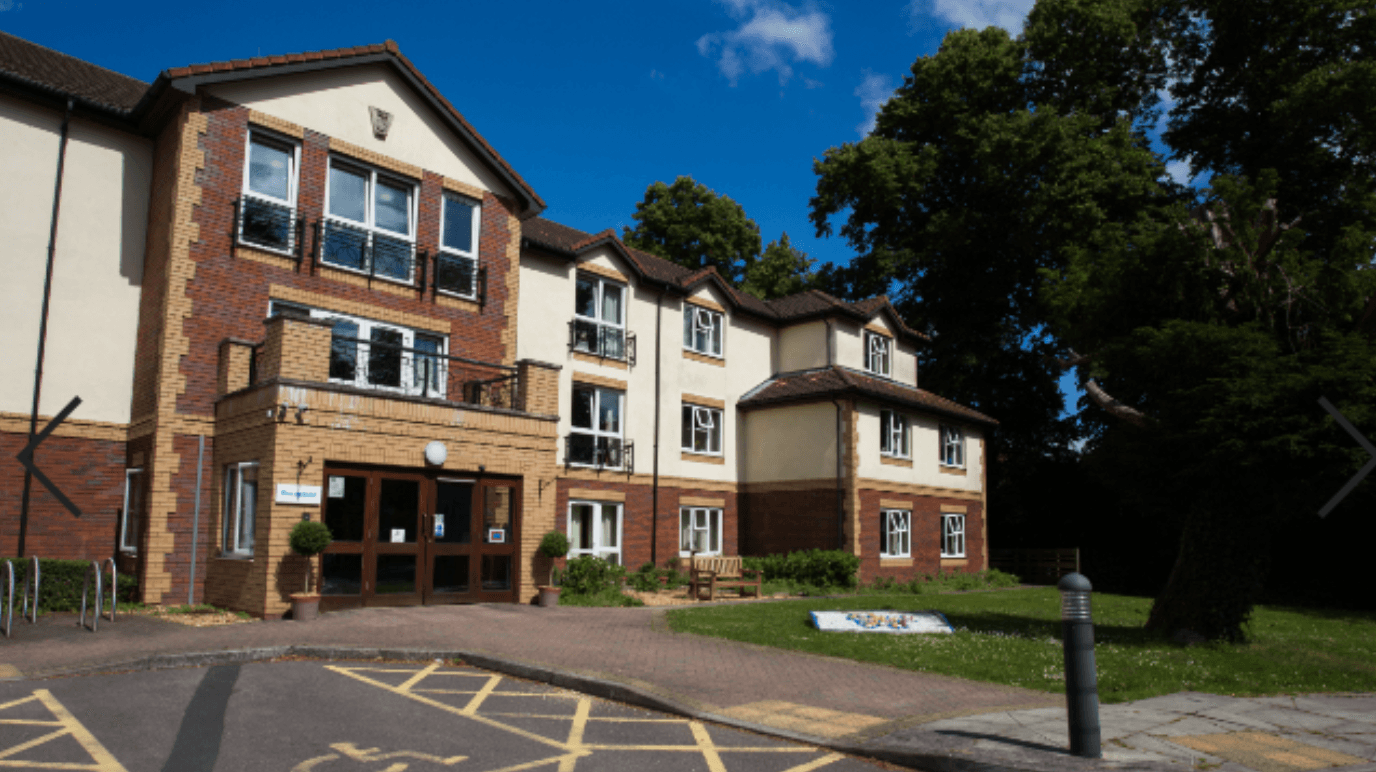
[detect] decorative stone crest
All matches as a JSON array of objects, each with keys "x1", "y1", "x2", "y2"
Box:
[{"x1": 369, "y1": 106, "x2": 393, "y2": 140}]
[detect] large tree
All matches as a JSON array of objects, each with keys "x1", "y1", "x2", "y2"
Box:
[
  {"x1": 740, "y1": 233, "x2": 819, "y2": 300},
  {"x1": 811, "y1": 0, "x2": 1376, "y2": 639},
  {"x1": 623, "y1": 176, "x2": 762, "y2": 286}
]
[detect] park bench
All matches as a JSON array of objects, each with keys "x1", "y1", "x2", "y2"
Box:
[{"x1": 689, "y1": 555, "x2": 762, "y2": 601}]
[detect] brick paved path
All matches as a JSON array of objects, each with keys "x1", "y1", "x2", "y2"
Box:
[{"x1": 0, "y1": 604, "x2": 1057, "y2": 724}]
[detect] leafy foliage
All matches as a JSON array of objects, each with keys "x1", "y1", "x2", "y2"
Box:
[
  {"x1": 741, "y1": 549, "x2": 859, "y2": 588},
  {"x1": 740, "y1": 233, "x2": 819, "y2": 300},
  {"x1": 0, "y1": 558, "x2": 138, "y2": 614},
  {"x1": 623, "y1": 176, "x2": 761, "y2": 286},
  {"x1": 289, "y1": 521, "x2": 332, "y2": 558},
  {"x1": 560, "y1": 556, "x2": 628, "y2": 596}
]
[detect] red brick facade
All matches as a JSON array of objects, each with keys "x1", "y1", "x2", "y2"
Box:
[
  {"x1": 857, "y1": 488, "x2": 984, "y2": 582},
  {"x1": 0, "y1": 432, "x2": 125, "y2": 560},
  {"x1": 554, "y1": 479, "x2": 738, "y2": 570},
  {"x1": 740, "y1": 488, "x2": 843, "y2": 557}
]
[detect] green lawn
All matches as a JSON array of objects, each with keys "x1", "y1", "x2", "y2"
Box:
[{"x1": 665, "y1": 588, "x2": 1376, "y2": 703}]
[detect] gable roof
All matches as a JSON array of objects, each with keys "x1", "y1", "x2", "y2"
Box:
[
  {"x1": 0, "y1": 34, "x2": 543, "y2": 216},
  {"x1": 739, "y1": 366, "x2": 997, "y2": 427},
  {"x1": 0, "y1": 31, "x2": 146, "y2": 114},
  {"x1": 522, "y1": 216, "x2": 928, "y2": 341}
]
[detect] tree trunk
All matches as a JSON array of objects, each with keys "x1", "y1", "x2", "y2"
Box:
[{"x1": 1144, "y1": 506, "x2": 1271, "y2": 642}]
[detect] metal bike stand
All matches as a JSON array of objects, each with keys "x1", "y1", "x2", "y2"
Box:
[
  {"x1": 79, "y1": 561, "x2": 101, "y2": 633},
  {"x1": 101, "y1": 557, "x2": 117, "y2": 622},
  {"x1": 0, "y1": 561, "x2": 13, "y2": 638},
  {"x1": 20, "y1": 557, "x2": 39, "y2": 624}
]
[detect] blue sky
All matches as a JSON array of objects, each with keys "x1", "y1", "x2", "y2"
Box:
[{"x1": 4, "y1": 0, "x2": 1101, "y2": 414}]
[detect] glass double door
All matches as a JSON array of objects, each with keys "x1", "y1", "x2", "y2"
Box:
[{"x1": 319, "y1": 467, "x2": 519, "y2": 609}]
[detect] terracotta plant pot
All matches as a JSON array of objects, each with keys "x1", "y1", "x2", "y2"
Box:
[
  {"x1": 538, "y1": 586, "x2": 561, "y2": 608},
  {"x1": 290, "y1": 592, "x2": 321, "y2": 621}
]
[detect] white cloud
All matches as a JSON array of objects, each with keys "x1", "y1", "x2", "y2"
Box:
[
  {"x1": 854, "y1": 71, "x2": 895, "y2": 136},
  {"x1": 907, "y1": 0, "x2": 1034, "y2": 34},
  {"x1": 697, "y1": 0, "x2": 834, "y2": 86},
  {"x1": 1166, "y1": 159, "x2": 1193, "y2": 186}
]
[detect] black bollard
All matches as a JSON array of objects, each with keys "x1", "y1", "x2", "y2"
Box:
[{"x1": 1058, "y1": 572, "x2": 1101, "y2": 758}]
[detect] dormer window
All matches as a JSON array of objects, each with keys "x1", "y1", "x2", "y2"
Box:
[
  {"x1": 321, "y1": 158, "x2": 417, "y2": 283},
  {"x1": 238, "y1": 131, "x2": 299, "y2": 254},
  {"x1": 683, "y1": 305, "x2": 723, "y2": 357},
  {"x1": 865, "y1": 331, "x2": 892, "y2": 377}
]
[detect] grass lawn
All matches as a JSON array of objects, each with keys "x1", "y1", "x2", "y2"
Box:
[{"x1": 665, "y1": 588, "x2": 1376, "y2": 703}]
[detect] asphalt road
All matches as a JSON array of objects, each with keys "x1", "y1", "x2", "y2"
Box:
[{"x1": 0, "y1": 660, "x2": 897, "y2": 772}]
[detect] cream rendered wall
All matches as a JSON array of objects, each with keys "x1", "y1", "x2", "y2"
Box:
[
  {"x1": 204, "y1": 65, "x2": 512, "y2": 198},
  {"x1": 778, "y1": 320, "x2": 827, "y2": 372},
  {"x1": 896, "y1": 339, "x2": 918, "y2": 387},
  {"x1": 742, "y1": 402, "x2": 839, "y2": 483},
  {"x1": 0, "y1": 96, "x2": 150, "y2": 424},
  {"x1": 834, "y1": 319, "x2": 864, "y2": 372},
  {"x1": 854, "y1": 403, "x2": 983, "y2": 493}
]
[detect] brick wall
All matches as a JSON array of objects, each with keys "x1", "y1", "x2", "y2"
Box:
[
  {"x1": 0, "y1": 430, "x2": 125, "y2": 560},
  {"x1": 740, "y1": 487, "x2": 843, "y2": 557},
  {"x1": 857, "y1": 487, "x2": 984, "y2": 582},
  {"x1": 553, "y1": 478, "x2": 739, "y2": 570}
]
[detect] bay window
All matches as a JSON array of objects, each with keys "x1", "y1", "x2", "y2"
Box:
[
  {"x1": 568, "y1": 385, "x2": 625, "y2": 468},
  {"x1": 865, "y1": 332, "x2": 892, "y2": 377},
  {"x1": 681, "y1": 404, "x2": 722, "y2": 455},
  {"x1": 322, "y1": 158, "x2": 416, "y2": 283},
  {"x1": 571, "y1": 274, "x2": 626, "y2": 359},
  {"x1": 680, "y1": 507, "x2": 722, "y2": 556},
  {"x1": 568, "y1": 501, "x2": 622, "y2": 565},
  {"x1": 238, "y1": 131, "x2": 299, "y2": 254},
  {"x1": 683, "y1": 305, "x2": 723, "y2": 357},
  {"x1": 437, "y1": 192, "x2": 480, "y2": 297},
  {"x1": 222, "y1": 462, "x2": 259, "y2": 557},
  {"x1": 880, "y1": 509, "x2": 910, "y2": 558}
]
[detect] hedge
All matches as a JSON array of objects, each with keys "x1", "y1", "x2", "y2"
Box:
[
  {"x1": 0, "y1": 558, "x2": 138, "y2": 613},
  {"x1": 742, "y1": 549, "x2": 860, "y2": 588}
]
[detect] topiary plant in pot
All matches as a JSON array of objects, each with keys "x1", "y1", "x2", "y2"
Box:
[
  {"x1": 288, "y1": 520, "x2": 332, "y2": 621},
  {"x1": 536, "y1": 530, "x2": 569, "y2": 607}
]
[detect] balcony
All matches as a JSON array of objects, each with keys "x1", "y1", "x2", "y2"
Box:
[
  {"x1": 318, "y1": 219, "x2": 417, "y2": 284},
  {"x1": 568, "y1": 319, "x2": 636, "y2": 366},
  {"x1": 235, "y1": 197, "x2": 304, "y2": 259},
  {"x1": 225, "y1": 316, "x2": 558, "y2": 416},
  {"x1": 564, "y1": 434, "x2": 634, "y2": 471}
]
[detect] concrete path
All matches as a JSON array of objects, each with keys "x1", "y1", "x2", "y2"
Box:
[{"x1": 0, "y1": 604, "x2": 1370, "y2": 772}]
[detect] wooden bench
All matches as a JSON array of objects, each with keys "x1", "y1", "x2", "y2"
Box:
[{"x1": 689, "y1": 555, "x2": 762, "y2": 601}]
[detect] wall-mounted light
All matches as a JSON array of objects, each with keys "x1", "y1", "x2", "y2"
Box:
[{"x1": 424, "y1": 441, "x2": 448, "y2": 466}]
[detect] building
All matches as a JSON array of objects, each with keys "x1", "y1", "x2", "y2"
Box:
[{"x1": 0, "y1": 33, "x2": 995, "y2": 616}]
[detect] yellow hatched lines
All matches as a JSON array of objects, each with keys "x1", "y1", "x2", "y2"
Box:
[
  {"x1": 325, "y1": 664, "x2": 850, "y2": 772},
  {"x1": 0, "y1": 690, "x2": 128, "y2": 771}
]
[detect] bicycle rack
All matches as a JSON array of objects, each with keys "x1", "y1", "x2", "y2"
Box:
[
  {"x1": 0, "y1": 561, "x2": 13, "y2": 638},
  {"x1": 101, "y1": 557, "x2": 117, "y2": 622},
  {"x1": 79, "y1": 561, "x2": 102, "y2": 632},
  {"x1": 20, "y1": 557, "x2": 38, "y2": 624}
]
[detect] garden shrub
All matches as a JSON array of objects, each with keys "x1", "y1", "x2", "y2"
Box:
[
  {"x1": 627, "y1": 562, "x2": 661, "y2": 592},
  {"x1": 0, "y1": 557, "x2": 138, "y2": 613},
  {"x1": 561, "y1": 555, "x2": 627, "y2": 596},
  {"x1": 743, "y1": 549, "x2": 859, "y2": 588}
]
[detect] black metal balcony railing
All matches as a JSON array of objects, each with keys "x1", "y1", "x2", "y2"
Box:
[
  {"x1": 235, "y1": 197, "x2": 304, "y2": 259},
  {"x1": 319, "y1": 220, "x2": 417, "y2": 284},
  {"x1": 434, "y1": 253, "x2": 476, "y2": 297},
  {"x1": 568, "y1": 320, "x2": 636, "y2": 366},
  {"x1": 564, "y1": 435, "x2": 634, "y2": 471}
]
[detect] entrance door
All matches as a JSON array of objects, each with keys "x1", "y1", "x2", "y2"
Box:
[{"x1": 320, "y1": 467, "x2": 519, "y2": 609}]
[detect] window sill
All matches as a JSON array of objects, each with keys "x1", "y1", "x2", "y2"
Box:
[
  {"x1": 683, "y1": 349, "x2": 725, "y2": 367},
  {"x1": 217, "y1": 554, "x2": 254, "y2": 562},
  {"x1": 571, "y1": 350, "x2": 629, "y2": 371},
  {"x1": 879, "y1": 454, "x2": 913, "y2": 468},
  {"x1": 940, "y1": 557, "x2": 968, "y2": 567},
  {"x1": 863, "y1": 369, "x2": 892, "y2": 380},
  {"x1": 681, "y1": 451, "x2": 726, "y2": 465},
  {"x1": 238, "y1": 238, "x2": 298, "y2": 260},
  {"x1": 879, "y1": 557, "x2": 912, "y2": 567},
  {"x1": 679, "y1": 552, "x2": 722, "y2": 559},
  {"x1": 938, "y1": 464, "x2": 968, "y2": 476},
  {"x1": 564, "y1": 461, "x2": 627, "y2": 473},
  {"x1": 436, "y1": 289, "x2": 479, "y2": 302}
]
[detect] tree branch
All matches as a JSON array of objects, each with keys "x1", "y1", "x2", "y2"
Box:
[{"x1": 1085, "y1": 379, "x2": 1149, "y2": 427}]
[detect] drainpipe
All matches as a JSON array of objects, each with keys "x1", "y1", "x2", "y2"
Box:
[
  {"x1": 18, "y1": 98, "x2": 74, "y2": 558},
  {"x1": 825, "y1": 319, "x2": 844, "y2": 551},
  {"x1": 651, "y1": 288, "x2": 665, "y2": 566}
]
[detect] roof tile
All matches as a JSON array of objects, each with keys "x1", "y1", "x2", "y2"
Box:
[
  {"x1": 740, "y1": 366, "x2": 996, "y2": 426},
  {"x1": 0, "y1": 31, "x2": 147, "y2": 113}
]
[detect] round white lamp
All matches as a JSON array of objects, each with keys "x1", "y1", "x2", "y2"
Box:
[{"x1": 424, "y1": 441, "x2": 448, "y2": 466}]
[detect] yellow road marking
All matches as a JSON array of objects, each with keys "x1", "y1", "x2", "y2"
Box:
[
  {"x1": 689, "y1": 722, "x2": 728, "y2": 772},
  {"x1": 396, "y1": 662, "x2": 440, "y2": 693},
  {"x1": 461, "y1": 675, "x2": 502, "y2": 715},
  {"x1": 557, "y1": 699, "x2": 592, "y2": 772},
  {"x1": 0, "y1": 730, "x2": 69, "y2": 762},
  {"x1": 782, "y1": 752, "x2": 848, "y2": 771}
]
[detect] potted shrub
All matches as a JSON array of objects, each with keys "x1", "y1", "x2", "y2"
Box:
[
  {"x1": 288, "y1": 520, "x2": 332, "y2": 621},
  {"x1": 536, "y1": 530, "x2": 569, "y2": 607}
]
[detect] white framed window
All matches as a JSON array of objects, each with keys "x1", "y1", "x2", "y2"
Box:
[
  {"x1": 321, "y1": 157, "x2": 417, "y2": 283},
  {"x1": 683, "y1": 305, "x2": 723, "y2": 357},
  {"x1": 238, "y1": 131, "x2": 300, "y2": 255},
  {"x1": 880, "y1": 410, "x2": 909, "y2": 458},
  {"x1": 865, "y1": 332, "x2": 892, "y2": 377},
  {"x1": 572, "y1": 274, "x2": 627, "y2": 359},
  {"x1": 568, "y1": 500, "x2": 622, "y2": 565},
  {"x1": 681, "y1": 404, "x2": 722, "y2": 455},
  {"x1": 267, "y1": 301, "x2": 449, "y2": 398},
  {"x1": 680, "y1": 507, "x2": 722, "y2": 556},
  {"x1": 880, "y1": 509, "x2": 910, "y2": 558},
  {"x1": 940, "y1": 424, "x2": 965, "y2": 467},
  {"x1": 119, "y1": 468, "x2": 143, "y2": 553},
  {"x1": 437, "y1": 192, "x2": 481, "y2": 298},
  {"x1": 569, "y1": 385, "x2": 625, "y2": 468},
  {"x1": 222, "y1": 462, "x2": 259, "y2": 557},
  {"x1": 941, "y1": 513, "x2": 966, "y2": 558}
]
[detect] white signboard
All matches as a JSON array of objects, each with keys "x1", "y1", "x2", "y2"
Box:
[
  {"x1": 328, "y1": 476, "x2": 346, "y2": 498},
  {"x1": 391, "y1": 529, "x2": 406, "y2": 543},
  {"x1": 810, "y1": 610, "x2": 954, "y2": 635},
  {"x1": 275, "y1": 484, "x2": 322, "y2": 506}
]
